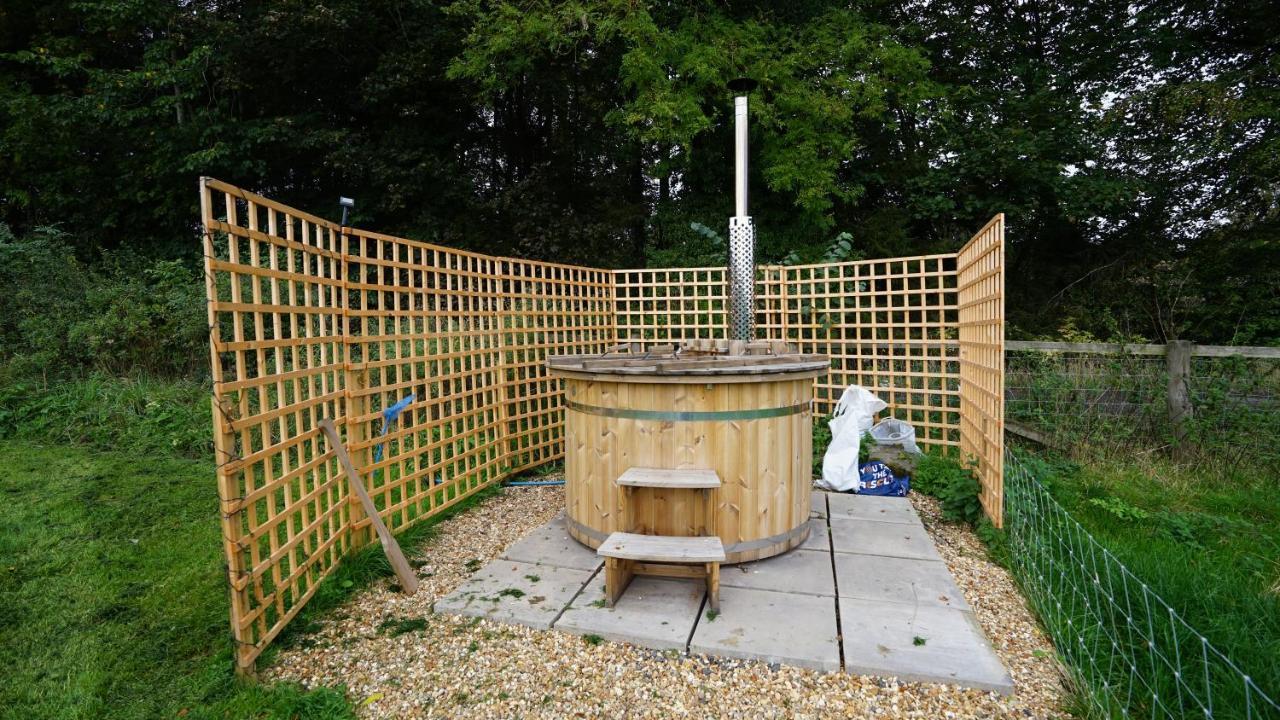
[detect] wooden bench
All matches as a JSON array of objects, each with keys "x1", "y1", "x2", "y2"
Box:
[{"x1": 601, "y1": 467, "x2": 725, "y2": 609}]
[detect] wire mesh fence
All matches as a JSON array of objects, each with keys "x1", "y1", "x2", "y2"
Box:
[
  {"x1": 1006, "y1": 349, "x2": 1280, "y2": 465},
  {"x1": 1004, "y1": 449, "x2": 1280, "y2": 719}
]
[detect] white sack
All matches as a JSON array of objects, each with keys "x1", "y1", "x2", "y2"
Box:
[
  {"x1": 817, "y1": 385, "x2": 887, "y2": 492},
  {"x1": 868, "y1": 417, "x2": 922, "y2": 455}
]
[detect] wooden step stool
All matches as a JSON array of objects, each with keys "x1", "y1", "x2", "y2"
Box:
[{"x1": 597, "y1": 467, "x2": 724, "y2": 610}]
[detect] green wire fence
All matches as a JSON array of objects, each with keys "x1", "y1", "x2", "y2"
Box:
[{"x1": 1004, "y1": 449, "x2": 1279, "y2": 719}]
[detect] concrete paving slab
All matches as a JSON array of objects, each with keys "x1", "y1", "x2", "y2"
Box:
[
  {"x1": 840, "y1": 598, "x2": 1013, "y2": 693},
  {"x1": 434, "y1": 560, "x2": 592, "y2": 630},
  {"x1": 810, "y1": 492, "x2": 828, "y2": 518},
  {"x1": 501, "y1": 513, "x2": 602, "y2": 572},
  {"x1": 723, "y1": 548, "x2": 834, "y2": 597},
  {"x1": 799, "y1": 518, "x2": 829, "y2": 551},
  {"x1": 690, "y1": 586, "x2": 840, "y2": 671},
  {"x1": 827, "y1": 493, "x2": 922, "y2": 526},
  {"x1": 554, "y1": 576, "x2": 703, "y2": 651},
  {"x1": 835, "y1": 553, "x2": 969, "y2": 611},
  {"x1": 829, "y1": 518, "x2": 942, "y2": 562}
]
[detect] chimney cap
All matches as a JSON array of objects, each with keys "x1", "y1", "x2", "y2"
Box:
[{"x1": 727, "y1": 77, "x2": 758, "y2": 93}]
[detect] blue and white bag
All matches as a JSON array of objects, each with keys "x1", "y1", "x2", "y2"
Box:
[{"x1": 856, "y1": 461, "x2": 910, "y2": 497}]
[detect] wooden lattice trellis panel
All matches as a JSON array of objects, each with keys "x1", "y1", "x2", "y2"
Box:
[
  {"x1": 957, "y1": 215, "x2": 1006, "y2": 525},
  {"x1": 497, "y1": 260, "x2": 615, "y2": 472},
  {"x1": 201, "y1": 178, "x2": 352, "y2": 670},
  {"x1": 201, "y1": 178, "x2": 1005, "y2": 670},
  {"x1": 768, "y1": 256, "x2": 962, "y2": 449},
  {"x1": 613, "y1": 267, "x2": 728, "y2": 343},
  {"x1": 343, "y1": 230, "x2": 507, "y2": 542},
  {"x1": 610, "y1": 259, "x2": 964, "y2": 453}
]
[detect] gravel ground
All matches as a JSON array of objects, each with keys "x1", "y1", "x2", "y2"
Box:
[{"x1": 266, "y1": 484, "x2": 1068, "y2": 718}]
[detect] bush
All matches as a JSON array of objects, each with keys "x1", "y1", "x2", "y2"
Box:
[
  {"x1": 0, "y1": 224, "x2": 207, "y2": 380},
  {"x1": 912, "y1": 453, "x2": 983, "y2": 525},
  {"x1": 0, "y1": 224, "x2": 92, "y2": 376}
]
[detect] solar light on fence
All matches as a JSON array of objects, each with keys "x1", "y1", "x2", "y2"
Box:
[{"x1": 339, "y1": 196, "x2": 355, "y2": 226}]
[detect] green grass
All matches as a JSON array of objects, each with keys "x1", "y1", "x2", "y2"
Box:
[
  {"x1": 0, "y1": 440, "x2": 353, "y2": 719},
  {"x1": 376, "y1": 617, "x2": 430, "y2": 637},
  {"x1": 0, "y1": 374, "x2": 212, "y2": 459},
  {"x1": 1016, "y1": 447, "x2": 1280, "y2": 713}
]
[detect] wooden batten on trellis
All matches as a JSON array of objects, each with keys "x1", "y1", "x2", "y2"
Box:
[{"x1": 199, "y1": 177, "x2": 1004, "y2": 675}]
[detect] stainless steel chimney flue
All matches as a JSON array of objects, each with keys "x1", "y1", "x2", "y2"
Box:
[{"x1": 728, "y1": 92, "x2": 756, "y2": 342}]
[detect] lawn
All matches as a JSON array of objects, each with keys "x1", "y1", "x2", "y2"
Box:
[
  {"x1": 1013, "y1": 447, "x2": 1280, "y2": 709},
  {"x1": 0, "y1": 440, "x2": 353, "y2": 720}
]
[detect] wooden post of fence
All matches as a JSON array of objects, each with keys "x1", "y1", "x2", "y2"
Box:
[
  {"x1": 341, "y1": 225, "x2": 371, "y2": 550},
  {"x1": 493, "y1": 262, "x2": 514, "y2": 474},
  {"x1": 1166, "y1": 339, "x2": 1194, "y2": 458}
]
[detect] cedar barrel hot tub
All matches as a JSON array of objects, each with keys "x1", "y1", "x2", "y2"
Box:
[{"x1": 547, "y1": 342, "x2": 829, "y2": 564}]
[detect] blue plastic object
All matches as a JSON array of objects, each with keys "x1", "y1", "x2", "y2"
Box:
[
  {"x1": 855, "y1": 461, "x2": 910, "y2": 497},
  {"x1": 373, "y1": 393, "x2": 416, "y2": 464}
]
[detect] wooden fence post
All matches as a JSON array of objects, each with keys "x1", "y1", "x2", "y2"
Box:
[{"x1": 1166, "y1": 339, "x2": 1194, "y2": 457}]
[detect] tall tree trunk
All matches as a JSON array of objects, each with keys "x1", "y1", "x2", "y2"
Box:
[{"x1": 629, "y1": 146, "x2": 647, "y2": 267}]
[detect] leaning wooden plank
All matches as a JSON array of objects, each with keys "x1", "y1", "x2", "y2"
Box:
[
  {"x1": 318, "y1": 418, "x2": 419, "y2": 596},
  {"x1": 596, "y1": 532, "x2": 726, "y2": 563},
  {"x1": 617, "y1": 467, "x2": 722, "y2": 489}
]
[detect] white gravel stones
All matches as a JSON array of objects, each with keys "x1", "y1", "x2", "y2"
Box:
[{"x1": 264, "y1": 482, "x2": 1068, "y2": 718}]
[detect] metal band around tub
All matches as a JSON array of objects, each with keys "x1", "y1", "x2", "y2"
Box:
[
  {"x1": 564, "y1": 516, "x2": 610, "y2": 543},
  {"x1": 564, "y1": 400, "x2": 811, "y2": 422}
]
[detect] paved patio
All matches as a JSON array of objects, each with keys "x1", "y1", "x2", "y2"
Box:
[{"x1": 435, "y1": 492, "x2": 1014, "y2": 693}]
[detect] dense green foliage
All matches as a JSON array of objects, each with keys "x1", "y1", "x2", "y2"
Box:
[
  {"x1": 911, "y1": 453, "x2": 984, "y2": 526},
  {"x1": 0, "y1": 225, "x2": 206, "y2": 380},
  {"x1": 0, "y1": 441, "x2": 354, "y2": 719},
  {"x1": 2, "y1": 0, "x2": 1278, "y2": 344}
]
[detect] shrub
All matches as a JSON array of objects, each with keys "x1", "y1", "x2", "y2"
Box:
[
  {"x1": 912, "y1": 453, "x2": 983, "y2": 525},
  {"x1": 811, "y1": 416, "x2": 832, "y2": 478},
  {"x1": 0, "y1": 224, "x2": 207, "y2": 381}
]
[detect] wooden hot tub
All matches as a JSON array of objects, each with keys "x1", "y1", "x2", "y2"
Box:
[{"x1": 547, "y1": 344, "x2": 829, "y2": 564}]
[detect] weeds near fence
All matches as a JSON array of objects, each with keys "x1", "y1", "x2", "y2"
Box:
[
  {"x1": 1004, "y1": 448, "x2": 1280, "y2": 719},
  {"x1": 1006, "y1": 349, "x2": 1280, "y2": 464},
  {"x1": 0, "y1": 373, "x2": 213, "y2": 458}
]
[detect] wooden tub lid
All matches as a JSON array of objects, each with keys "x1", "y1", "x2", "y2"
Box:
[{"x1": 546, "y1": 341, "x2": 830, "y2": 380}]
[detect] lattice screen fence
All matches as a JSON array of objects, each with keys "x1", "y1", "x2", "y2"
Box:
[{"x1": 201, "y1": 178, "x2": 1003, "y2": 672}]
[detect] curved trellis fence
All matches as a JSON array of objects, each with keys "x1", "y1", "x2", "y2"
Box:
[
  {"x1": 1005, "y1": 450, "x2": 1280, "y2": 719},
  {"x1": 200, "y1": 178, "x2": 1004, "y2": 673}
]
